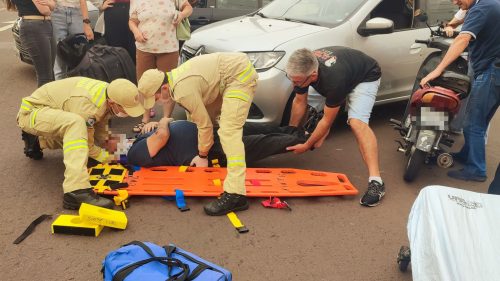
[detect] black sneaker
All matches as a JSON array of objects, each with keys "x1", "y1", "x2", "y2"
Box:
[
  {"x1": 360, "y1": 180, "x2": 385, "y2": 207},
  {"x1": 63, "y1": 188, "x2": 114, "y2": 210},
  {"x1": 22, "y1": 131, "x2": 43, "y2": 160},
  {"x1": 204, "y1": 192, "x2": 249, "y2": 216}
]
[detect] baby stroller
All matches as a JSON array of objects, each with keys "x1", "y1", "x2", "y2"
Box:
[{"x1": 398, "y1": 185, "x2": 500, "y2": 281}]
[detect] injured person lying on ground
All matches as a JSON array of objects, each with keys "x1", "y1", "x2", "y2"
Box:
[{"x1": 125, "y1": 117, "x2": 309, "y2": 168}]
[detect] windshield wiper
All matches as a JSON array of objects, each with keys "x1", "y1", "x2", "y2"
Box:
[
  {"x1": 256, "y1": 12, "x2": 268, "y2": 18},
  {"x1": 282, "y1": 17, "x2": 318, "y2": 26}
]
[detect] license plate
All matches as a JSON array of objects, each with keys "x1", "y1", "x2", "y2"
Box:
[{"x1": 415, "y1": 107, "x2": 449, "y2": 130}]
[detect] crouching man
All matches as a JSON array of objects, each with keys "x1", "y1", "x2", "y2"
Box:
[
  {"x1": 285, "y1": 47, "x2": 386, "y2": 207},
  {"x1": 17, "y1": 77, "x2": 144, "y2": 210}
]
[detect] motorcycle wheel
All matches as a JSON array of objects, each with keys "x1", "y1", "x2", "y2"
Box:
[{"x1": 404, "y1": 147, "x2": 426, "y2": 182}]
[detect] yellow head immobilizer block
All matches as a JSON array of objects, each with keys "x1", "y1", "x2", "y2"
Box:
[{"x1": 79, "y1": 203, "x2": 128, "y2": 230}]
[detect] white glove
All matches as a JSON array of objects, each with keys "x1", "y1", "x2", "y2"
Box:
[{"x1": 190, "y1": 155, "x2": 209, "y2": 167}]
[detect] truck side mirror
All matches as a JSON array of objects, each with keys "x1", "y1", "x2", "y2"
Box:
[{"x1": 358, "y1": 17, "x2": 394, "y2": 37}]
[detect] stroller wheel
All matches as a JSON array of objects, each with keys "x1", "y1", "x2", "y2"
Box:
[{"x1": 397, "y1": 246, "x2": 411, "y2": 272}]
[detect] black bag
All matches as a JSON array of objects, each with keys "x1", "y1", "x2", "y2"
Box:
[
  {"x1": 57, "y1": 33, "x2": 107, "y2": 70},
  {"x1": 66, "y1": 45, "x2": 136, "y2": 84}
]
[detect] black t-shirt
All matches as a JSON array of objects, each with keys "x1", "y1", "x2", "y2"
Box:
[
  {"x1": 12, "y1": 0, "x2": 43, "y2": 17},
  {"x1": 294, "y1": 47, "x2": 381, "y2": 108}
]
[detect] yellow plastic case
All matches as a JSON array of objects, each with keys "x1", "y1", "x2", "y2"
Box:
[{"x1": 79, "y1": 203, "x2": 128, "y2": 229}]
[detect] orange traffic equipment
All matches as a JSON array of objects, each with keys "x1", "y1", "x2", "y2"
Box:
[{"x1": 93, "y1": 165, "x2": 358, "y2": 197}]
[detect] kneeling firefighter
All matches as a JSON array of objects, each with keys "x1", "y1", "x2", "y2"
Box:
[{"x1": 17, "y1": 77, "x2": 144, "y2": 210}]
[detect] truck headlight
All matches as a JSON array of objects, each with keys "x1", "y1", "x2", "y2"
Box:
[{"x1": 245, "y1": 51, "x2": 285, "y2": 72}]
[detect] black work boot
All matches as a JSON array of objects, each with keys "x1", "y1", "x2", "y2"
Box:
[
  {"x1": 22, "y1": 131, "x2": 43, "y2": 160},
  {"x1": 63, "y1": 188, "x2": 114, "y2": 210},
  {"x1": 204, "y1": 192, "x2": 249, "y2": 216}
]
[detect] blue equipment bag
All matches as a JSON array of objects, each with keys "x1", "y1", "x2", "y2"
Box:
[{"x1": 102, "y1": 241, "x2": 232, "y2": 281}]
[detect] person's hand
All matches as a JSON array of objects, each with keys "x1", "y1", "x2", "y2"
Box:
[
  {"x1": 286, "y1": 143, "x2": 311, "y2": 154},
  {"x1": 101, "y1": 0, "x2": 114, "y2": 10},
  {"x1": 83, "y1": 24, "x2": 94, "y2": 40},
  {"x1": 134, "y1": 30, "x2": 147, "y2": 43},
  {"x1": 158, "y1": 117, "x2": 174, "y2": 129},
  {"x1": 420, "y1": 69, "x2": 443, "y2": 87},
  {"x1": 444, "y1": 26, "x2": 454, "y2": 37},
  {"x1": 190, "y1": 155, "x2": 209, "y2": 167},
  {"x1": 172, "y1": 12, "x2": 184, "y2": 26},
  {"x1": 141, "y1": 121, "x2": 159, "y2": 133}
]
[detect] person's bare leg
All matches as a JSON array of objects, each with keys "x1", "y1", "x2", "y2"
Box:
[{"x1": 349, "y1": 118, "x2": 380, "y2": 178}]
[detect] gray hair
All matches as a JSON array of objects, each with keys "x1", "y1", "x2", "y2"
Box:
[{"x1": 286, "y1": 48, "x2": 319, "y2": 76}]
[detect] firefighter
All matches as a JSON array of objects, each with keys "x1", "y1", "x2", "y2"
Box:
[
  {"x1": 138, "y1": 52, "x2": 258, "y2": 216},
  {"x1": 17, "y1": 77, "x2": 144, "y2": 210}
]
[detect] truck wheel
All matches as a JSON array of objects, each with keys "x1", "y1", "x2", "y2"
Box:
[{"x1": 404, "y1": 147, "x2": 426, "y2": 182}]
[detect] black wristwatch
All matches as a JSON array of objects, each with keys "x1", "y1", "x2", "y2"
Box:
[
  {"x1": 198, "y1": 154, "x2": 208, "y2": 159},
  {"x1": 83, "y1": 18, "x2": 91, "y2": 24}
]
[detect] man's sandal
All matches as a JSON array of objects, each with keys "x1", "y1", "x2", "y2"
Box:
[{"x1": 132, "y1": 122, "x2": 146, "y2": 133}]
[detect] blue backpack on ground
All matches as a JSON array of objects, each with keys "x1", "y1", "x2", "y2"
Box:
[{"x1": 102, "y1": 241, "x2": 232, "y2": 281}]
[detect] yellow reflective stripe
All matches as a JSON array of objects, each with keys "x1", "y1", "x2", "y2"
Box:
[
  {"x1": 237, "y1": 61, "x2": 254, "y2": 83},
  {"x1": 63, "y1": 139, "x2": 87, "y2": 149},
  {"x1": 92, "y1": 85, "x2": 107, "y2": 108},
  {"x1": 226, "y1": 90, "x2": 250, "y2": 102},
  {"x1": 227, "y1": 156, "x2": 246, "y2": 167},
  {"x1": 167, "y1": 72, "x2": 174, "y2": 86},
  {"x1": 22, "y1": 99, "x2": 33, "y2": 107},
  {"x1": 96, "y1": 150, "x2": 109, "y2": 162},
  {"x1": 63, "y1": 139, "x2": 88, "y2": 153},
  {"x1": 77, "y1": 78, "x2": 108, "y2": 107},
  {"x1": 64, "y1": 145, "x2": 88, "y2": 153},
  {"x1": 171, "y1": 69, "x2": 179, "y2": 82},
  {"x1": 21, "y1": 99, "x2": 33, "y2": 111},
  {"x1": 30, "y1": 109, "x2": 40, "y2": 128}
]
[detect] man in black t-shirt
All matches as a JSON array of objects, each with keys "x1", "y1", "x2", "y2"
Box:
[
  {"x1": 126, "y1": 118, "x2": 307, "y2": 168},
  {"x1": 285, "y1": 47, "x2": 385, "y2": 207}
]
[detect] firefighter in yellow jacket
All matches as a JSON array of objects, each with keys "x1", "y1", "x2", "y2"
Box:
[
  {"x1": 17, "y1": 77, "x2": 145, "y2": 210},
  {"x1": 138, "y1": 52, "x2": 258, "y2": 216}
]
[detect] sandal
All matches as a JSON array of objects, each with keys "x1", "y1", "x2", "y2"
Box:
[
  {"x1": 132, "y1": 122, "x2": 146, "y2": 133},
  {"x1": 149, "y1": 108, "x2": 156, "y2": 118}
]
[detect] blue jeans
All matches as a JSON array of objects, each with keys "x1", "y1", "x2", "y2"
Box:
[
  {"x1": 455, "y1": 59, "x2": 500, "y2": 176},
  {"x1": 450, "y1": 62, "x2": 474, "y2": 132},
  {"x1": 52, "y1": 6, "x2": 84, "y2": 79},
  {"x1": 19, "y1": 19, "x2": 56, "y2": 87}
]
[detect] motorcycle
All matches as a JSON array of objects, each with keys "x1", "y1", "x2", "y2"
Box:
[{"x1": 390, "y1": 23, "x2": 471, "y2": 182}]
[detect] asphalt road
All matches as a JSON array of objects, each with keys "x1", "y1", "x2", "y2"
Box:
[{"x1": 0, "y1": 8, "x2": 499, "y2": 281}]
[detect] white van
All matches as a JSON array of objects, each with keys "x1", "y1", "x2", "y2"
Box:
[{"x1": 181, "y1": 0, "x2": 457, "y2": 124}]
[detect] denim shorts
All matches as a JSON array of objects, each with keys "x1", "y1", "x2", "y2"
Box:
[{"x1": 345, "y1": 78, "x2": 381, "y2": 124}]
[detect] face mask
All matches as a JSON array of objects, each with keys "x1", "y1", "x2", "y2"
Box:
[{"x1": 110, "y1": 104, "x2": 129, "y2": 118}]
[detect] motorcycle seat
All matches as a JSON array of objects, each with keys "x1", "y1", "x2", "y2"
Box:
[{"x1": 431, "y1": 71, "x2": 470, "y2": 99}]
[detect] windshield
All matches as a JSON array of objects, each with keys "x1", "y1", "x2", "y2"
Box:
[{"x1": 258, "y1": 0, "x2": 366, "y2": 26}]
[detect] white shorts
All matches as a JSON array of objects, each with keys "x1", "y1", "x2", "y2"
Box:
[{"x1": 345, "y1": 78, "x2": 381, "y2": 124}]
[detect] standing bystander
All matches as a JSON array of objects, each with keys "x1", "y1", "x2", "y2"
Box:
[
  {"x1": 421, "y1": 0, "x2": 500, "y2": 182},
  {"x1": 128, "y1": 0, "x2": 192, "y2": 133},
  {"x1": 6, "y1": 0, "x2": 56, "y2": 86}
]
